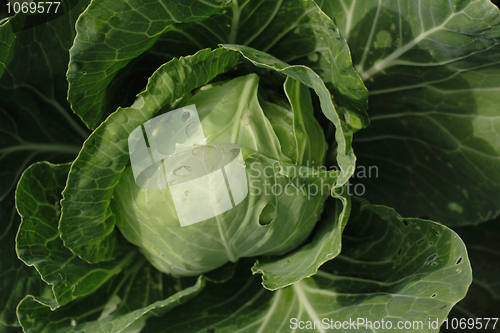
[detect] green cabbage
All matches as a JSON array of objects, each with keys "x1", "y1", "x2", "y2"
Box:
[{"x1": 113, "y1": 73, "x2": 329, "y2": 276}]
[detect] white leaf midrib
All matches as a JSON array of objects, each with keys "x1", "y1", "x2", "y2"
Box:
[{"x1": 293, "y1": 282, "x2": 326, "y2": 333}]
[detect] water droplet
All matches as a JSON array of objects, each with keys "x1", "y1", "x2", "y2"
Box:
[
  {"x1": 58, "y1": 274, "x2": 63, "y2": 280},
  {"x1": 192, "y1": 147, "x2": 203, "y2": 155},
  {"x1": 184, "y1": 190, "x2": 190, "y2": 196},
  {"x1": 69, "y1": 61, "x2": 84, "y2": 73},
  {"x1": 181, "y1": 111, "x2": 190, "y2": 122},
  {"x1": 242, "y1": 119, "x2": 248, "y2": 125},
  {"x1": 71, "y1": 319, "x2": 77, "y2": 326},
  {"x1": 185, "y1": 121, "x2": 200, "y2": 139},
  {"x1": 71, "y1": 285, "x2": 76, "y2": 291},
  {"x1": 307, "y1": 53, "x2": 319, "y2": 62},
  {"x1": 448, "y1": 202, "x2": 463, "y2": 213},
  {"x1": 326, "y1": 253, "x2": 332, "y2": 258},
  {"x1": 174, "y1": 166, "x2": 192, "y2": 176},
  {"x1": 170, "y1": 180, "x2": 179, "y2": 186}
]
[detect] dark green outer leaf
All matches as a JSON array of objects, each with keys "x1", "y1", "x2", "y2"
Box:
[
  {"x1": 146, "y1": 0, "x2": 369, "y2": 130},
  {"x1": 68, "y1": 0, "x2": 369, "y2": 134},
  {"x1": 15, "y1": 162, "x2": 137, "y2": 308},
  {"x1": 59, "y1": 48, "x2": 240, "y2": 263},
  {"x1": 0, "y1": 193, "x2": 43, "y2": 330},
  {"x1": 330, "y1": 0, "x2": 500, "y2": 225},
  {"x1": 0, "y1": 1, "x2": 90, "y2": 328},
  {"x1": 0, "y1": 109, "x2": 81, "y2": 203},
  {"x1": 17, "y1": 268, "x2": 206, "y2": 333},
  {"x1": 454, "y1": 219, "x2": 500, "y2": 299},
  {"x1": 14, "y1": 162, "x2": 208, "y2": 333},
  {"x1": 0, "y1": 19, "x2": 15, "y2": 79},
  {"x1": 293, "y1": 0, "x2": 369, "y2": 131},
  {"x1": 443, "y1": 218, "x2": 500, "y2": 332},
  {"x1": 0, "y1": 0, "x2": 90, "y2": 203},
  {"x1": 142, "y1": 201, "x2": 472, "y2": 333},
  {"x1": 67, "y1": 0, "x2": 230, "y2": 129}
]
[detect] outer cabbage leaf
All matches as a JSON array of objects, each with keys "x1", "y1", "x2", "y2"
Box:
[
  {"x1": 141, "y1": 201, "x2": 472, "y2": 333},
  {"x1": 68, "y1": 0, "x2": 369, "y2": 134},
  {"x1": 148, "y1": 0, "x2": 369, "y2": 130},
  {"x1": 0, "y1": 0, "x2": 89, "y2": 203},
  {"x1": 0, "y1": 1, "x2": 90, "y2": 328},
  {"x1": 0, "y1": 192, "x2": 42, "y2": 331},
  {"x1": 14, "y1": 162, "x2": 207, "y2": 333},
  {"x1": 17, "y1": 267, "x2": 205, "y2": 333},
  {"x1": 0, "y1": 19, "x2": 14, "y2": 79},
  {"x1": 67, "y1": 0, "x2": 231, "y2": 129},
  {"x1": 16, "y1": 162, "x2": 137, "y2": 308},
  {"x1": 329, "y1": 0, "x2": 500, "y2": 225},
  {"x1": 252, "y1": 192, "x2": 350, "y2": 291}
]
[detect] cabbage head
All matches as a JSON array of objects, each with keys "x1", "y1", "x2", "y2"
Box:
[{"x1": 112, "y1": 73, "x2": 331, "y2": 276}]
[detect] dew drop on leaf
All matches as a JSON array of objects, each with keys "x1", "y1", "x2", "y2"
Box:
[
  {"x1": 181, "y1": 111, "x2": 191, "y2": 122},
  {"x1": 185, "y1": 122, "x2": 199, "y2": 138}
]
